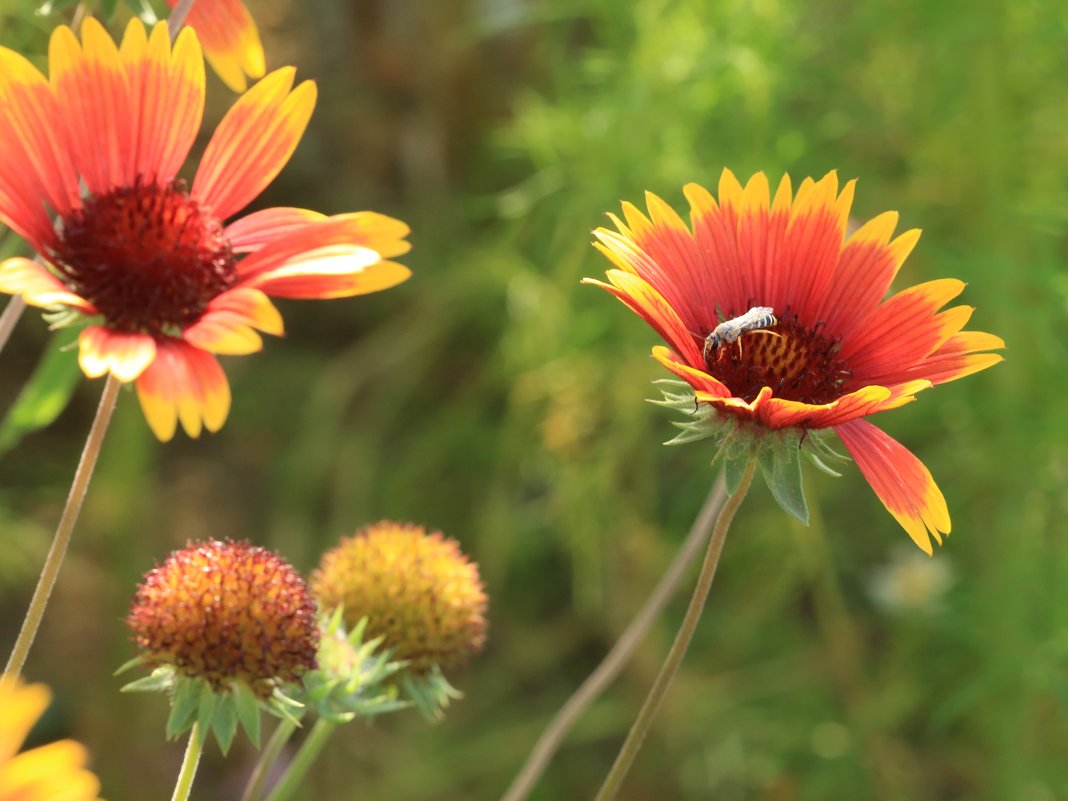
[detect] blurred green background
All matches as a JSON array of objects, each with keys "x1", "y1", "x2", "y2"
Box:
[{"x1": 1, "y1": 0, "x2": 1065, "y2": 799}]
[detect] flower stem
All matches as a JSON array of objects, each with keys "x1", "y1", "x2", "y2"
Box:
[
  {"x1": 499, "y1": 473, "x2": 727, "y2": 801},
  {"x1": 593, "y1": 454, "x2": 759, "y2": 801},
  {"x1": 0, "y1": 295, "x2": 25, "y2": 358},
  {"x1": 241, "y1": 718, "x2": 299, "y2": 801},
  {"x1": 168, "y1": 0, "x2": 198, "y2": 39},
  {"x1": 3, "y1": 374, "x2": 121, "y2": 678},
  {"x1": 171, "y1": 722, "x2": 205, "y2": 801},
  {"x1": 261, "y1": 718, "x2": 337, "y2": 801}
]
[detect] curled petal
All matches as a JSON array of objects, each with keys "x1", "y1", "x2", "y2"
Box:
[
  {"x1": 135, "y1": 339, "x2": 230, "y2": 441},
  {"x1": 836, "y1": 418, "x2": 950, "y2": 554},
  {"x1": 78, "y1": 326, "x2": 157, "y2": 382},
  {"x1": 182, "y1": 287, "x2": 283, "y2": 354}
]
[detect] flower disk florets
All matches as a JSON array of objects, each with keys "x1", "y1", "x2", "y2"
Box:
[
  {"x1": 311, "y1": 522, "x2": 487, "y2": 674},
  {"x1": 126, "y1": 539, "x2": 318, "y2": 697},
  {"x1": 50, "y1": 178, "x2": 235, "y2": 335}
]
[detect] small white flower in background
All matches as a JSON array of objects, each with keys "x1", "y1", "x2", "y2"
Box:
[{"x1": 869, "y1": 547, "x2": 956, "y2": 614}]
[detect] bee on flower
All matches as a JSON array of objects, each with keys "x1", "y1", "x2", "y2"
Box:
[{"x1": 584, "y1": 170, "x2": 1004, "y2": 553}]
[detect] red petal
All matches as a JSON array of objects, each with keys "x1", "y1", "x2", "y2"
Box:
[
  {"x1": 225, "y1": 207, "x2": 327, "y2": 252},
  {"x1": 192, "y1": 67, "x2": 315, "y2": 220},
  {"x1": 835, "y1": 418, "x2": 950, "y2": 554}
]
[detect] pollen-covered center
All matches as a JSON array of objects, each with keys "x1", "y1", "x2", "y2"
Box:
[
  {"x1": 702, "y1": 310, "x2": 852, "y2": 405},
  {"x1": 50, "y1": 179, "x2": 236, "y2": 335}
]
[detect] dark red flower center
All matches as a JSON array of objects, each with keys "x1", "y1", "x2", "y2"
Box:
[
  {"x1": 50, "y1": 179, "x2": 236, "y2": 335},
  {"x1": 701, "y1": 309, "x2": 852, "y2": 405}
]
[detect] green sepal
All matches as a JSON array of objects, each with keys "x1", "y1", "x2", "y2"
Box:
[
  {"x1": 195, "y1": 683, "x2": 218, "y2": 748},
  {"x1": 119, "y1": 666, "x2": 173, "y2": 693},
  {"x1": 757, "y1": 430, "x2": 809, "y2": 525},
  {"x1": 233, "y1": 682, "x2": 262, "y2": 749},
  {"x1": 166, "y1": 679, "x2": 202, "y2": 741},
  {"x1": 114, "y1": 654, "x2": 151, "y2": 678},
  {"x1": 211, "y1": 692, "x2": 239, "y2": 755},
  {"x1": 400, "y1": 665, "x2": 463, "y2": 722},
  {"x1": 299, "y1": 611, "x2": 409, "y2": 725}
]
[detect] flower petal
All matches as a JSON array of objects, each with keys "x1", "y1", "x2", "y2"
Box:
[
  {"x1": 78, "y1": 326, "x2": 157, "y2": 382},
  {"x1": 840, "y1": 278, "x2": 967, "y2": 379},
  {"x1": 182, "y1": 287, "x2": 283, "y2": 354},
  {"x1": 48, "y1": 18, "x2": 132, "y2": 197},
  {"x1": 236, "y1": 212, "x2": 412, "y2": 298},
  {"x1": 583, "y1": 270, "x2": 703, "y2": 366},
  {"x1": 135, "y1": 339, "x2": 230, "y2": 441},
  {"x1": 119, "y1": 20, "x2": 205, "y2": 186},
  {"x1": 0, "y1": 257, "x2": 97, "y2": 313},
  {"x1": 192, "y1": 67, "x2": 316, "y2": 220},
  {"x1": 225, "y1": 207, "x2": 328, "y2": 252},
  {"x1": 835, "y1": 418, "x2": 950, "y2": 554},
  {"x1": 0, "y1": 46, "x2": 79, "y2": 248},
  {"x1": 651, "y1": 345, "x2": 732, "y2": 398},
  {"x1": 169, "y1": 0, "x2": 266, "y2": 93}
]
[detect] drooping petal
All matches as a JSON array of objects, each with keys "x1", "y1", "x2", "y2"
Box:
[
  {"x1": 0, "y1": 46, "x2": 79, "y2": 249},
  {"x1": 224, "y1": 207, "x2": 328, "y2": 252},
  {"x1": 836, "y1": 418, "x2": 951, "y2": 554},
  {"x1": 182, "y1": 287, "x2": 283, "y2": 354},
  {"x1": 169, "y1": 0, "x2": 266, "y2": 93},
  {"x1": 0, "y1": 257, "x2": 97, "y2": 313},
  {"x1": 192, "y1": 67, "x2": 316, "y2": 220},
  {"x1": 235, "y1": 212, "x2": 412, "y2": 298},
  {"x1": 77, "y1": 326, "x2": 157, "y2": 382},
  {"x1": 135, "y1": 339, "x2": 231, "y2": 441}
]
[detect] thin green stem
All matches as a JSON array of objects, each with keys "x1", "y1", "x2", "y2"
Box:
[
  {"x1": 241, "y1": 718, "x2": 299, "y2": 801},
  {"x1": 171, "y1": 722, "x2": 205, "y2": 801},
  {"x1": 168, "y1": 0, "x2": 197, "y2": 38},
  {"x1": 261, "y1": 719, "x2": 337, "y2": 801},
  {"x1": 593, "y1": 454, "x2": 759, "y2": 801},
  {"x1": 0, "y1": 295, "x2": 25, "y2": 358},
  {"x1": 499, "y1": 473, "x2": 727, "y2": 801},
  {"x1": 3, "y1": 374, "x2": 121, "y2": 678}
]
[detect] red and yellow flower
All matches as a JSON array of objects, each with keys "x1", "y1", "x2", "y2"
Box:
[
  {"x1": 0, "y1": 19, "x2": 410, "y2": 440},
  {"x1": 584, "y1": 170, "x2": 1003, "y2": 553},
  {"x1": 167, "y1": 0, "x2": 265, "y2": 92}
]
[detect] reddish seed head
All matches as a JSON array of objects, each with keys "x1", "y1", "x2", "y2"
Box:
[
  {"x1": 50, "y1": 179, "x2": 235, "y2": 334},
  {"x1": 702, "y1": 310, "x2": 852, "y2": 406},
  {"x1": 126, "y1": 540, "x2": 319, "y2": 697}
]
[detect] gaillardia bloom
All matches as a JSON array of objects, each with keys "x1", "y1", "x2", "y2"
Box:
[
  {"x1": 167, "y1": 0, "x2": 266, "y2": 92},
  {"x1": 312, "y1": 521, "x2": 488, "y2": 674},
  {"x1": 0, "y1": 19, "x2": 411, "y2": 440},
  {"x1": 0, "y1": 679, "x2": 102, "y2": 801},
  {"x1": 126, "y1": 539, "x2": 319, "y2": 698},
  {"x1": 584, "y1": 171, "x2": 1003, "y2": 553}
]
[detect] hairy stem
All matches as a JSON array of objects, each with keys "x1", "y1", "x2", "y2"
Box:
[
  {"x1": 4, "y1": 375, "x2": 121, "y2": 677},
  {"x1": 499, "y1": 473, "x2": 727, "y2": 801},
  {"x1": 593, "y1": 454, "x2": 758, "y2": 801}
]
